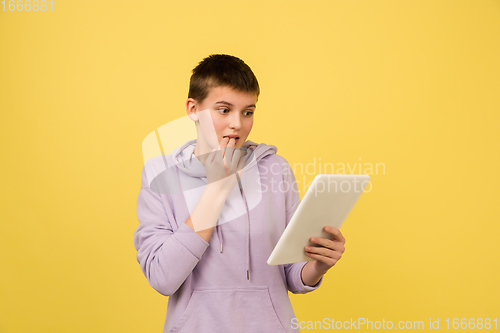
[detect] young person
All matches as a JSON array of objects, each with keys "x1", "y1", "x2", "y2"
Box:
[{"x1": 135, "y1": 54, "x2": 346, "y2": 333}]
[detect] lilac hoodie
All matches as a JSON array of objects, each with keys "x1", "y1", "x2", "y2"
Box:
[{"x1": 135, "y1": 139, "x2": 323, "y2": 333}]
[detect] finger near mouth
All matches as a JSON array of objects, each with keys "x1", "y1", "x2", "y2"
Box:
[{"x1": 223, "y1": 136, "x2": 240, "y2": 143}]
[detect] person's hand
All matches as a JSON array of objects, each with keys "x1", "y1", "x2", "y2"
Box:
[
  {"x1": 205, "y1": 137, "x2": 247, "y2": 192},
  {"x1": 304, "y1": 226, "x2": 346, "y2": 274}
]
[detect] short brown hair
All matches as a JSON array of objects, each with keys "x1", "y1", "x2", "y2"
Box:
[{"x1": 188, "y1": 54, "x2": 260, "y2": 104}]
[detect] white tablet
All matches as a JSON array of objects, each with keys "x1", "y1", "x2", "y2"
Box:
[{"x1": 267, "y1": 174, "x2": 370, "y2": 266}]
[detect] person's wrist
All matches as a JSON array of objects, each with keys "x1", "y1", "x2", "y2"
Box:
[
  {"x1": 312, "y1": 264, "x2": 329, "y2": 276},
  {"x1": 206, "y1": 175, "x2": 238, "y2": 195}
]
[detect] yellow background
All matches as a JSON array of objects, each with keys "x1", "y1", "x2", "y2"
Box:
[{"x1": 1, "y1": 1, "x2": 499, "y2": 332}]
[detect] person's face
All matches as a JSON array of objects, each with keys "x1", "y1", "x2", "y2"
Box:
[{"x1": 188, "y1": 85, "x2": 257, "y2": 149}]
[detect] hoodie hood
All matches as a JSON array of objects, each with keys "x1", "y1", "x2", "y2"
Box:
[
  {"x1": 172, "y1": 139, "x2": 276, "y2": 178},
  {"x1": 171, "y1": 139, "x2": 277, "y2": 280}
]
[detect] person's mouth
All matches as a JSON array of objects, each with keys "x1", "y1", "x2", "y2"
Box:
[{"x1": 223, "y1": 135, "x2": 240, "y2": 143}]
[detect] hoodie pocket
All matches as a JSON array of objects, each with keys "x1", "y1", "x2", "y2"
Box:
[{"x1": 170, "y1": 286, "x2": 285, "y2": 333}]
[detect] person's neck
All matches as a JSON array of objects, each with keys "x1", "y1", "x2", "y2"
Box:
[{"x1": 193, "y1": 139, "x2": 211, "y2": 166}]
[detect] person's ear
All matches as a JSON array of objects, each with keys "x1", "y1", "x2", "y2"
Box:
[{"x1": 186, "y1": 98, "x2": 199, "y2": 122}]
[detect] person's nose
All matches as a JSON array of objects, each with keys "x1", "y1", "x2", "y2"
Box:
[{"x1": 228, "y1": 112, "x2": 242, "y2": 130}]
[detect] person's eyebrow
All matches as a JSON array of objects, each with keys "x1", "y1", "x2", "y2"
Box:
[{"x1": 215, "y1": 101, "x2": 256, "y2": 108}]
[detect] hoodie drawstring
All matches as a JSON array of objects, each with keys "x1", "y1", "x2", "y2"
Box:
[
  {"x1": 216, "y1": 221, "x2": 224, "y2": 253},
  {"x1": 236, "y1": 172, "x2": 251, "y2": 280},
  {"x1": 216, "y1": 176, "x2": 251, "y2": 281}
]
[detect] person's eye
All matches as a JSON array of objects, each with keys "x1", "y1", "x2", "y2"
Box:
[
  {"x1": 244, "y1": 111, "x2": 254, "y2": 117},
  {"x1": 218, "y1": 108, "x2": 229, "y2": 114}
]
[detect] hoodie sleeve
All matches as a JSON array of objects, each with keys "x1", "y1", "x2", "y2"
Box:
[
  {"x1": 278, "y1": 157, "x2": 324, "y2": 294},
  {"x1": 134, "y1": 165, "x2": 210, "y2": 296}
]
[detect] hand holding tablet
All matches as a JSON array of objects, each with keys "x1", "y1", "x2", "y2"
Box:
[
  {"x1": 267, "y1": 174, "x2": 370, "y2": 266},
  {"x1": 303, "y1": 224, "x2": 347, "y2": 274}
]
